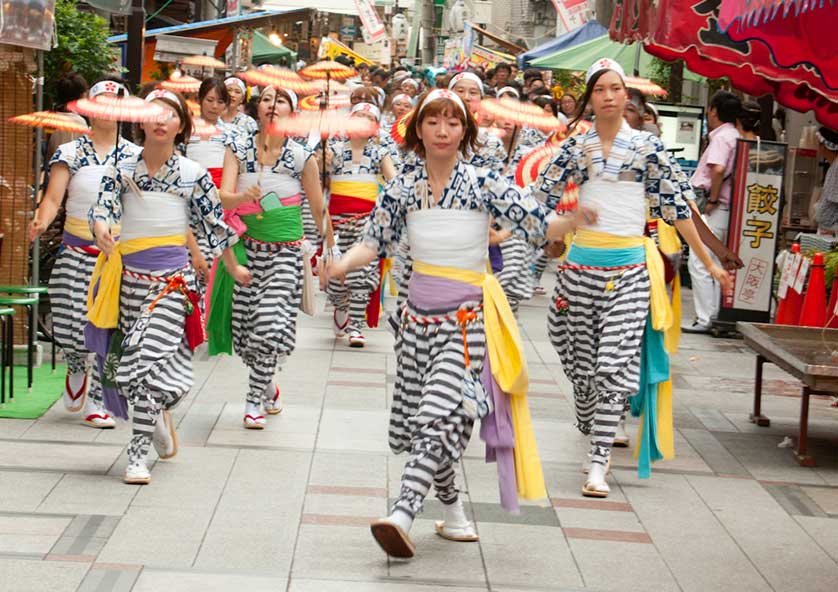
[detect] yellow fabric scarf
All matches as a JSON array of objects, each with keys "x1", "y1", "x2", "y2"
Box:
[
  {"x1": 64, "y1": 216, "x2": 121, "y2": 241},
  {"x1": 412, "y1": 260, "x2": 546, "y2": 500},
  {"x1": 87, "y1": 234, "x2": 186, "y2": 329},
  {"x1": 573, "y1": 229, "x2": 672, "y2": 332}
]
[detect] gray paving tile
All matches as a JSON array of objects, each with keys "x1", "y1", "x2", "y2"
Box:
[
  {"x1": 795, "y1": 515, "x2": 838, "y2": 563},
  {"x1": 567, "y1": 538, "x2": 680, "y2": 591},
  {"x1": 0, "y1": 440, "x2": 122, "y2": 473},
  {"x1": 37, "y1": 473, "x2": 137, "y2": 516},
  {"x1": 679, "y1": 428, "x2": 750, "y2": 476},
  {"x1": 0, "y1": 556, "x2": 89, "y2": 592},
  {"x1": 76, "y1": 565, "x2": 140, "y2": 592},
  {"x1": 292, "y1": 523, "x2": 388, "y2": 580},
  {"x1": 289, "y1": 581, "x2": 486, "y2": 592},
  {"x1": 0, "y1": 514, "x2": 72, "y2": 555},
  {"x1": 0, "y1": 470, "x2": 62, "y2": 513},
  {"x1": 133, "y1": 569, "x2": 287, "y2": 591}
]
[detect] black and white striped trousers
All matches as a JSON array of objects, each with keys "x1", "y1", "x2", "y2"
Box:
[
  {"x1": 532, "y1": 249, "x2": 549, "y2": 283},
  {"x1": 496, "y1": 235, "x2": 534, "y2": 314},
  {"x1": 327, "y1": 214, "x2": 379, "y2": 328},
  {"x1": 388, "y1": 301, "x2": 485, "y2": 520},
  {"x1": 49, "y1": 246, "x2": 104, "y2": 404},
  {"x1": 231, "y1": 239, "x2": 302, "y2": 405},
  {"x1": 119, "y1": 266, "x2": 194, "y2": 464},
  {"x1": 548, "y1": 264, "x2": 650, "y2": 466}
]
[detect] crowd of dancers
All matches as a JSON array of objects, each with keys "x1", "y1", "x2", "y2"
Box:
[{"x1": 29, "y1": 56, "x2": 731, "y2": 559}]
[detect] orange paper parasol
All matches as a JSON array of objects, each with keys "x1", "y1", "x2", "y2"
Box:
[
  {"x1": 266, "y1": 110, "x2": 378, "y2": 140},
  {"x1": 239, "y1": 67, "x2": 320, "y2": 95},
  {"x1": 192, "y1": 117, "x2": 223, "y2": 139},
  {"x1": 514, "y1": 121, "x2": 592, "y2": 189},
  {"x1": 390, "y1": 109, "x2": 413, "y2": 145},
  {"x1": 9, "y1": 111, "x2": 89, "y2": 133},
  {"x1": 624, "y1": 76, "x2": 667, "y2": 97},
  {"x1": 68, "y1": 95, "x2": 167, "y2": 123},
  {"x1": 308, "y1": 79, "x2": 352, "y2": 94},
  {"x1": 160, "y1": 74, "x2": 201, "y2": 94},
  {"x1": 299, "y1": 94, "x2": 351, "y2": 111},
  {"x1": 480, "y1": 97, "x2": 566, "y2": 133},
  {"x1": 300, "y1": 60, "x2": 357, "y2": 81},
  {"x1": 186, "y1": 99, "x2": 201, "y2": 117},
  {"x1": 182, "y1": 54, "x2": 226, "y2": 69}
]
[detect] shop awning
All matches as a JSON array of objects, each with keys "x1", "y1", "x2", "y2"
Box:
[
  {"x1": 517, "y1": 21, "x2": 607, "y2": 69},
  {"x1": 251, "y1": 31, "x2": 299, "y2": 65},
  {"x1": 530, "y1": 34, "x2": 703, "y2": 82}
]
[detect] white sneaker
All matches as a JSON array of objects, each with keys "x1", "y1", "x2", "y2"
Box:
[
  {"x1": 62, "y1": 371, "x2": 88, "y2": 413},
  {"x1": 243, "y1": 402, "x2": 266, "y2": 429},
  {"x1": 81, "y1": 398, "x2": 115, "y2": 429},
  {"x1": 152, "y1": 410, "x2": 177, "y2": 459},
  {"x1": 123, "y1": 461, "x2": 151, "y2": 485},
  {"x1": 347, "y1": 326, "x2": 366, "y2": 348},
  {"x1": 264, "y1": 384, "x2": 283, "y2": 415},
  {"x1": 613, "y1": 419, "x2": 630, "y2": 448},
  {"x1": 333, "y1": 308, "x2": 349, "y2": 337}
]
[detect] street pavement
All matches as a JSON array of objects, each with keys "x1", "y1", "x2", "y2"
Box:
[{"x1": 1, "y1": 275, "x2": 838, "y2": 592}]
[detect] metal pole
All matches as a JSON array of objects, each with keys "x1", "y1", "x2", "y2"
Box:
[
  {"x1": 126, "y1": 0, "x2": 146, "y2": 92},
  {"x1": 31, "y1": 50, "x2": 43, "y2": 336}
]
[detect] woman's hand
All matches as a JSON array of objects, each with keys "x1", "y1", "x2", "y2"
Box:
[
  {"x1": 241, "y1": 185, "x2": 261, "y2": 205},
  {"x1": 29, "y1": 216, "x2": 48, "y2": 242},
  {"x1": 230, "y1": 264, "x2": 252, "y2": 286},
  {"x1": 571, "y1": 205, "x2": 598, "y2": 229},
  {"x1": 326, "y1": 258, "x2": 347, "y2": 283},
  {"x1": 709, "y1": 263, "x2": 732, "y2": 292},
  {"x1": 192, "y1": 254, "x2": 209, "y2": 283},
  {"x1": 93, "y1": 221, "x2": 115, "y2": 256}
]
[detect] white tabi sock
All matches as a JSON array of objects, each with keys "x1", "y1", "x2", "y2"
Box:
[
  {"x1": 67, "y1": 371, "x2": 87, "y2": 394},
  {"x1": 388, "y1": 511, "x2": 414, "y2": 533},
  {"x1": 442, "y1": 498, "x2": 470, "y2": 527}
]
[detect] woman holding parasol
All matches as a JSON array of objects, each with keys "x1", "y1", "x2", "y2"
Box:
[
  {"x1": 532, "y1": 59, "x2": 730, "y2": 497},
  {"x1": 29, "y1": 79, "x2": 142, "y2": 430},
  {"x1": 209, "y1": 85, "x2": 332, "y2": 429},
  {"x1": 328, "y1": 89, "x2": 593, "y2": 558},
  {"x1": 87, "y1": 89, "x2": 243, "y2": 484}
]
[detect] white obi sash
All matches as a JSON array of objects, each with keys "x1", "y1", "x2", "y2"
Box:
[
  {"x1": 580, "y1": 178, "x2": 646, "y2": 237},
  {"x1": 237, "y1": 171, "x2": 302, "y2": 206},
  {"x1": 407, "y1": 208, "x2": 489, "y2": 273},
  {"x1": 66, "y1": 164, "x2": 108, "y2": 221},
  {"x1": 186, "y1": 137, "x2": 226, "y2": 170}
]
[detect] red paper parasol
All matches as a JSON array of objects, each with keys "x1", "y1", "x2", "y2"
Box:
[
  {"x1": 479, "y1": 97, "x2": 566, "y2": 133},
  {"x1": 192, "y1": 117, "x2": 223, "y2": 139},
  {"x1": 266, "y1": 110, "x2": 378, "y2": 140},
  {"x1": 239, "y1": 67, "x2": 320, "y2": 95},
  {"x1": 299, "y1": 94, "x2": 352, "y2": 111},
  {"x1": 182, "y1": 54, "x2": 226, "y2": 69},
  {"x1": 68, "y1": 95, "x2": 167, "y2": 123},
  {"x1": 308, "y1": 79, "x2": 352, "y2": 94},
  {"x1": 9, "y1": 111, "x2": 89, "y2": 133},
  {"x1": 514, "y1": 121, "x2": 592, "y2": 187},
  {"x1": 300, "y1": 60, "x2": 357, "y2": 81},
  {"x1": 390, "y1": 109, "x2": 413, "y2": 145},
  {"x1": 624, "y1": 76, "x2": 667, "y2": 97},
  {"x1": 160, "y1": 74, "x2": 202, "y2": 94},
  {"x1": 186, "y1": 99, "x2": 201, "y2": 117}
]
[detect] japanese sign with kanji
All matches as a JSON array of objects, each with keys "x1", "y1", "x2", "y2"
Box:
[
  {"x1": 721, "y1": 139, "x2": 787, "y2": 321},
  {"x1": 353, "y1": 0, "x2": 386, "y2": 44}
]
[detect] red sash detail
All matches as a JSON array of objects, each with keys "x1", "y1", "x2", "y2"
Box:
[{"x1": 329, "y1": 194, "x2": 375, "y2": 216}]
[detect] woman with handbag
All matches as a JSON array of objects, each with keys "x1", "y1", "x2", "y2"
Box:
[
  {"x1": 209, "y1": 86, "x2": 333, "y2": 429},
  {"x1": 327, "y1": 102, "x2": 397, "y2": 347},
  {"x1": 88, "y1": 89, "x2": 243, "y2": 484}
]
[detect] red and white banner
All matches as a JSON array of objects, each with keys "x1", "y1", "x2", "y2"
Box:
[
  {"x1": 353, "y1": 0, "x2": 386, "y2": 44},
  {"x1": 720, "y1": 139, "x2": 787, "y2": 322},
  {"x1": 551, "y1": 0, "x2": 591, "y2": 36}
]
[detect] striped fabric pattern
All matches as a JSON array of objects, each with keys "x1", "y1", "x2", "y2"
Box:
[
  {"x1": 327, "y1": 214, "x2": 379, "y2": 328},
  {"x1": 547, "y1": 265, "x2": 650, "y2": 466},
  {"x1": 50, "y1": 247, "x2": 98, "y2": 362},
  {"x1": 495, "y1": 235, "x2": 534, "y2": 314},
  {"x1": 231, "y1": 243, "x2": 302, "y2": 404}
]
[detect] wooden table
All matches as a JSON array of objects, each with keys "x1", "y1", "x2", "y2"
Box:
[{"x1": 738, "y1": 322, "x2": 838, "y2": 467}]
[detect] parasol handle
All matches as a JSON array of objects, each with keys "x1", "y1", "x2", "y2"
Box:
[{"x1": 504, "y1": 125, "x2": 518, "y2": 165}]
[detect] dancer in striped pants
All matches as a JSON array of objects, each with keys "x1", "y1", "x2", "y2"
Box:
[
  {"x1": 213, "y1": 86, "x2": 331, "y2": 429},
  {"x1": 30, "y1": 79, "x2": 141, "y2": 428},
  {"x1": 533, "y1": 59, "x2": 730, "y2": 497},
  {"x1": 327, "y1": 103, "x2": 396, "y2": 346},
  {"x1": 330, "y1": 89, "x2": 583, "y2": 558},
  {"x1": 88, "y1": 90, "x2": 241, "y2": 485}
]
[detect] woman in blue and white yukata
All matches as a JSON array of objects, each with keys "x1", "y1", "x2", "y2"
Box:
[
  {"x1": 532, "y1": 59, "x2": 731, "y2": 498},
  {"x1": 88, "y1": 89, "x2": 242, "y2": 485},
  {"x1": 30, "y1": 79, "x2": 141, "y2": 430},
  {"x1": 329, "y1": 89, "x2": 593, "y2": 559}
]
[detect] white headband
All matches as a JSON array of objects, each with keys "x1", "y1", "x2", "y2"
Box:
[
  {"x1": 264, "y1": 86, "x2": 298, "y2": 112},
  {"x1": 391, "y1": 93, "x2": 413, "y2": 106},
  {"x1": 497, "y1": 86, "x2": 520, "y2": 99},
  {"x1": 417, "y1": 89, "x2": 467, "y2": 117},
  {"x1": 586, "y1": 58, "x2": 626, "y2": 84},
  {"x1": 449, "y1": 72, "x2": 484, "y2": 96},
  {"x1": 145, "y1": 89, "x2": 180, "y2": 104},
  {"x1": 90, "y1": 80, "x2": 128, "y2": 99},
  {"x1": 351, "y1": 102, "x2": 381, "y2": 120},
  {"x1": 402, "y1": 78, "x2": 419, "y2": 88},
  {"x1": 225, "y1": 77, "x2": 246, "y2": 93}
]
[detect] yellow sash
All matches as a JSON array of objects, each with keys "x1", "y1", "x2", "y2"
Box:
[
  {"x1": 329, "y1": 179, "x2": 378, "y2": 202},
  {"x1": 573, "y1": 229, "x2": 672, "y2": 332},
  {"x1": 655, "y1": 221, "x2": 682, "y2": 354},
  {"x1": 86, "y1": 234, "x2": 186, "y2": 329},
  {"x1": 64, "y1": 216, "x2": 122, "y2": 241},
  {"x1": 412, "y1": 260, "x2": 546, "y2": 500}
]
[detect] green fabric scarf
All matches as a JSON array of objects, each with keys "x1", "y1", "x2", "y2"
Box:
[{"x1": 207, "y1": 205, "x2": 303, "y2": 356}]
